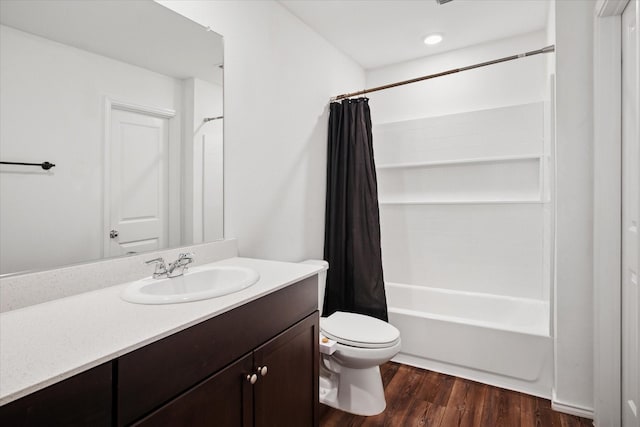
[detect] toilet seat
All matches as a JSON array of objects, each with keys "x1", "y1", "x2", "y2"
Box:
[{"x1": 321, "y1": 311, "x2": 400, "y2": 349}]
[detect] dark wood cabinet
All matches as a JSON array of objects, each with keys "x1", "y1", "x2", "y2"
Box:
[
  {"x1": 133, "y1": 353, "x2": 255, "y2": 427},
  {"x1": 0, "y1": 362, "x2": 112, "y2": 427},
  {"x1": 0, "y1": 275, "x2": 319, "y2": 427},
  {"x1": 254, "y1": 314, "x2": 319, "y2": 427},
  {"x1": 134, "y1": 313, "x2": 319, "y2": 427},
  {"x1": 117, "y1": 276, "x2": 317, "y2": 426}
]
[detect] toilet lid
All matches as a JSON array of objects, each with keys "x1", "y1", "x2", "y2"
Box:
[{"x1": 320, "y1": 311, "x2": 400, "y2": 349}]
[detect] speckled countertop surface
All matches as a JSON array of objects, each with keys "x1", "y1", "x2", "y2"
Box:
[{"x1": 0, "y1": 257, "x2": 321, "y2": 405}]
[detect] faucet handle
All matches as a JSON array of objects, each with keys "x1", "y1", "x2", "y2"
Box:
[
  {"x1": 178, "y1": 252, "x2": 194, "y2": 260},
  {"x1": 145, "y1": 257, "x2": 167, "y2": 278}
]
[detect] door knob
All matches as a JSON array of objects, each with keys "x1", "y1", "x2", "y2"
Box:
[
  {"x1": 258, "y1": 366, "x2": 268, "y2": 377},
  {"x1": 110, "y1": 229, "x2": 119, "y2": 239},
  {"x1": 246, "y1": 373, "x2": 258, "y2": 384}
]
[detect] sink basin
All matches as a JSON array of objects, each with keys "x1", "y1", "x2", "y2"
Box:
[{"x1": 121, "y1": 265, "x2": 260, "y2": 304}]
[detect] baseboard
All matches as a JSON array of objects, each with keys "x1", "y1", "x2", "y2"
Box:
[{"x1": 551, "y1": 389, "x2": 595, "y2": 420}]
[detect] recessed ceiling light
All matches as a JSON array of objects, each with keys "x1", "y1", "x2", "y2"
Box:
[{"x1": 424, "y1": 33, "x2": 443, "y2": 45}]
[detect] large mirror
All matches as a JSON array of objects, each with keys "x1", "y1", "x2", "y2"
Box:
[{"x1": 0, "y1": 0, "x2": 224, "y2": 275}]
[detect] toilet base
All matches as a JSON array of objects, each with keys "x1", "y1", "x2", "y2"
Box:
[{"x1": 319, "y1": 363, "x2": 386, "y2": 416}]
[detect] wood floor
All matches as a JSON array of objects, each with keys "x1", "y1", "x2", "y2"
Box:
[{"x1": 320, "y1": 362, "x2": 592, "y2": 427}]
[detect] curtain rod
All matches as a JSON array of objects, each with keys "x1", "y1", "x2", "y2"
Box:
[{"x1": 330, "y1": 45, "x2": 555, "y2": 102}]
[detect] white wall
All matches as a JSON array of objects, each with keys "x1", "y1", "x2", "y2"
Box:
[
  {"x1": 367, "y1": 31, "x2": 548, "y2": 121},
  {"x1": 552, "y1": 0, "x2": 595, "y2": 416},
  {"x1": 159, "y1": 1, "x2": 365, "y2": 262},
  {"x1": 182, "y1": 78, "x2": 224, "y2": 245},
  {"x1": 0, "y1": 25, "x2": 182, "y2": 274},
  {"x1": 366, "y1": 31, "x2": 551, "y2": 301},
  {"x1": 198, "y1": 81, "x2": 224, "y2": 243}
]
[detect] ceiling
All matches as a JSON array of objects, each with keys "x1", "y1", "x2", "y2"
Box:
[
  {"x1": 279, "y1": 0, "x2": 550, "y2": 70},
  {"x1": 0, "y1": 0, "x2": 224, "y2": 84}
]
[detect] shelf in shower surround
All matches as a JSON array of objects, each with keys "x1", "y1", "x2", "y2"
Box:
[
  {"x1": 378, "y1": 199, "x2": 547, "y2": 206},
  {"x1": 375, "y1": 154, "x2": 544, "y2": 170}
]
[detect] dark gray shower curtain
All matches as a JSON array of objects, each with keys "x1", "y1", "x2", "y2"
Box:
[{"x1": 323, "y1": 98, "x2": 388, "y2": 322}]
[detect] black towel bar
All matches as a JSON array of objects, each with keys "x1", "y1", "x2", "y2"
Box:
[{"x1": 0, "y1": 161, "x2": 56, "y2": 170}]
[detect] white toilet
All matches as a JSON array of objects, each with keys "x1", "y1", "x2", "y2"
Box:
[{"x1": 302, "y1": 260, "x2": 401, "y2": 416}]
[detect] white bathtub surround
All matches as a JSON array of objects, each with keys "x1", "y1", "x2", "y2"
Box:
[
  {"x1": 366, "y1": 29, "x2": 555, "y2": 401},
  {"x1": 386, "y1": 283, "x2": 553, "y2": 397},
  {"x1": 0, "y1": 257, "x2": 322, "y2": 405},
  {"x1": 0, "y1": 239, "x2": 238, "y2": 313},
  {"x1": 375, "y1": 102, "x2": 550, "y2": 300},
  {"x1": 373, "y1": 102, "x2": 554, "y2": 396}
]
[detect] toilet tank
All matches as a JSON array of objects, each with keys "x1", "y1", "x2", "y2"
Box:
[{"x1": 300, "y1": 259, "x2": 329, "y2": 316}]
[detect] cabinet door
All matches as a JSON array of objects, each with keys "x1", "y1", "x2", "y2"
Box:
[
  {"x1": 253, "y1": 312, "x2": 319, "y2": 427},
  {"x1": 133, "y1": 353, "x2": 254, "y2": 427}
]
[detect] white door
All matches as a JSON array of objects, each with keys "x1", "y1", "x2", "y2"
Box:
[
  {"x1": 622, "y1": 0, "x2": 640, "y2": 425},
  {"x1": 107, "y1": 108, "x2": 169, "y2": 256}
]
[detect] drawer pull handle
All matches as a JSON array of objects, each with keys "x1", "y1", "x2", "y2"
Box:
[
  {"x1": 246, "y1": 373, "x2": 258, "y2": 384},
  {"x1": 258, "y1": 366, "x2": 268, "y2": 377}
]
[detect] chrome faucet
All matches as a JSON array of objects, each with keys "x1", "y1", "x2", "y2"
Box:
[
  {"x1": 145, "y1": 253, "x2": 195, "y2": 279},
  {"x1": 167, "y1": 253, "x2": 194, "y2": 276}
]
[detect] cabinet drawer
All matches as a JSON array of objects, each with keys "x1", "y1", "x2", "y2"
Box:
[
  {"x1": 0, "y1": 362, "x2": 112, "y2": 427},
  {"x1": 118, "y1": 276, "x2": 317, "y2": 425}
]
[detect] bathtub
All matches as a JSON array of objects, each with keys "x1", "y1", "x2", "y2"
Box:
[{"x1": 386, "y1": 282, "x2": 553, "y2": 398}]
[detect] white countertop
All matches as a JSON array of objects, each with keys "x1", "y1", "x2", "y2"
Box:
[{"x1": 0, "y1": 257, "x2": 322, "y2": 405}]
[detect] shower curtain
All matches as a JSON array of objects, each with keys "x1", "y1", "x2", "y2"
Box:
[{"x1": 323, "y1": 98, "x2": 388, "y2": 322}]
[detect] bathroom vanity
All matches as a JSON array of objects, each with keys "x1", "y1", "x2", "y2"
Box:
[{"x1": 0, "y1": 258, "x2": 321, "y2": 426}]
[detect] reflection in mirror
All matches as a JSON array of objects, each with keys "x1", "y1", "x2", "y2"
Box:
[{"x1": 0, "y1": 0, "x2": 224, "y2": 275}]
